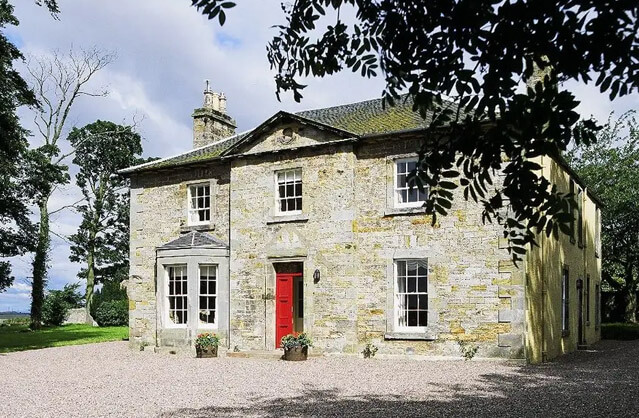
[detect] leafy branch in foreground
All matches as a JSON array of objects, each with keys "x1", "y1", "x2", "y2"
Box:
[{"x1": 191, "y1": 0, "x2": 638, "y2": 261}]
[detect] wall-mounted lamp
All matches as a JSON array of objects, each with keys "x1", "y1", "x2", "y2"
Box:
[{"x1": 313, "y1": 269, "x2": 321, "y2": 283}]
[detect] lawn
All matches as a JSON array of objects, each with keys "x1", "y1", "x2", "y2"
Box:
[
  {"x1": 0, "y1": 324, "x2": 128, "y2": 353},
  {"x1": 601, "y1": 322, "x2": 639, "y2": 340}
]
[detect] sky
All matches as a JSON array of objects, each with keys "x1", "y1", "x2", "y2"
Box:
[{"x1": 0, "y1": 0, "x2": 637, "y2": 312}]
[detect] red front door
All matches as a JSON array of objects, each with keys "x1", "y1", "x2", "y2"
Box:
[{"x1": 275, "y1": 273, "x2": 297, "y2": 347}]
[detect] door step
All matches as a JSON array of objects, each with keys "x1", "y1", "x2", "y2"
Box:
[{"x1": 226, "y1": 349, "x2": 321, "y2": 359}]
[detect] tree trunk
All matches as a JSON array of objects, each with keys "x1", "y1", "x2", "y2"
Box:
[
  {"x1": 85, "y1": 232, "x2": 96, "y2": 325},
  {"x1": 30, "y1": 201, "x2": 50, "y2": 330},
  {"x1": 623, "y1": 288, "x2": 637, "y2": 323}
]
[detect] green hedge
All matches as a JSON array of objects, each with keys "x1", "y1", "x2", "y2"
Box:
[
  {"x1": 601, "y1": 323, "x2": 639, "y2": 340},
  {"x1": 94, "y1": 300, "x2": 128, "y2": 327}
]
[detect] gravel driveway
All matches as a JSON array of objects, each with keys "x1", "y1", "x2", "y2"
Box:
[{"x1": 1, "y1": 340, "x2": 638, "y2": 417}]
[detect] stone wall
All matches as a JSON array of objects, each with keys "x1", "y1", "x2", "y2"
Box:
[
  {"x1": 128, "y1": 163, "x2": 230, "y2": 346},
  {"x1": 227, "y1": 133, "x2": 526, "y2": 359}
]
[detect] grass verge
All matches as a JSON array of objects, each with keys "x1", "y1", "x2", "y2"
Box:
[
  {"x1": 0, "y1": 324, "x2": 128, "y2": 353},
  {"x1": 601, "y1": 323, "x2": 639, "y2": 340}
]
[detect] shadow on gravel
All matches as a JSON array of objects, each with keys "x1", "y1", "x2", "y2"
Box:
[{"x1": 162, "y1": 340, "x2": 639, "y2": 418}]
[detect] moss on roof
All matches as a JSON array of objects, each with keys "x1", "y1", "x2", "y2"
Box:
[{"x1": 123, "y1": 95, "x2": 459, "y2": 173}]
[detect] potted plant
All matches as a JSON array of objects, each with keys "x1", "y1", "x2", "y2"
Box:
[
  {"x1": 195, "y1": 332, "x2": 219, "y2": 358},
  {"x1": 281, "y1": 333, "x2": 313, "y2": 361}
]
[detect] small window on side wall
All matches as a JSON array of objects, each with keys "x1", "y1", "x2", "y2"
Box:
[
  {"x1": 188, "y1": 183, "x2": 211, "y2": 226},
  {"x1": 562, "y1": 267, "x2": 570, "y2": 336},
  {"x1": 276, "y1": 169, "x2": 302, "y2": 214},
  {"x1": 394, "y1": 158, "x2": 427, "y2": 208}
]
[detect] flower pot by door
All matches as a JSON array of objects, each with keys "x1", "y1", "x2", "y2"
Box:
[
  {"x1": 283, "y1": 345, "x2": 308, "y2": 361},
  {"x1": 196, "y1": 346, "x2": 218, "y2": 358}
]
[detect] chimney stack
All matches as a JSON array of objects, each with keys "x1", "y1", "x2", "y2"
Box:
[{"x1": 192, "y1": 80, "x2": 236, "y2": 148}]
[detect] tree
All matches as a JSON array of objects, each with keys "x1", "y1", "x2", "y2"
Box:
[
  {"x1": 191, "y1": 0, "x2": 639, "y2": 260},
  {"x1": 567, "y1": 111, "x2": 639, "y2": 322},
  {"x1": 68, "y1": 120, "x2": 142, "y2": 323},
  {"x1": 25, "y1": 48, "x2": 114, "y2": 329},
  {"x1": 0, "y1": 0, "x2": 41, "y2": 292}
]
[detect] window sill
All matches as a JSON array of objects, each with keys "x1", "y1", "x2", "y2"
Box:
[
  {"x1": 181, "y1": 224, "x2": 215, "y2": 233},
  {"x1": 384, "y1": 331, "x2": 436, "y2": 341},
  {"x1": 266, "y1": 214, "x2": 309, "y2": 224},
  {"x1": 384, "y1": 207, "x2": 428, "y2": 217}
]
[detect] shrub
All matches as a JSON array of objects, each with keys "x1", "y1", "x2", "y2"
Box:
[
  {"x1": 94, "y1": 300, "x2": 128, "y2": 326},
  {"x1": 362, "y1": 342, "x2": 379, "y2": 358},
  {"x1": 42, "y1": 292, "x2": 70, "y2": 326},
  {"x1": 90, "y1": 280, "x2": 127, "y2": 319},
  {"x1": 601, "y1": 323, "x2": 639, "y2": 340},
  {"x1": 458, "y1": 341, "x2": 479, "y2": 361}
]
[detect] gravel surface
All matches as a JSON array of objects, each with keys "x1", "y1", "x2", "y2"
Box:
[{"x1": 1, "y1": 340, "x2": 638, "y2": 417}]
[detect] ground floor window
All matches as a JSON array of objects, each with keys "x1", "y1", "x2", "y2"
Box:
[
  {"x1": 562, "y1": 267, "x2": 570, "y2": 335},
  {"x1": 167, "y1": 265, "x2": 188, "y2": 325},
  {"x1": 199, "y1": 264, "x2": 217, "y2": 326},
  {"x1": 395, "y1": 259, "x2": 428, "y2": 330}
]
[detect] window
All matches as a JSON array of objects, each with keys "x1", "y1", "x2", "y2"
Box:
[
  {"x1": 276, "y1": 169, "x2": 302, "y2": 213},
  {"x1": 577, "y1": 187, "x2": 584, "y2": 247},
  {"x1": 595, "y1": 207, "x2": 601, "y2": 257},
  {"x1": 167, "y1": 265, "x2": 188, "y2": 325},
  {"x1": 595, "y1": 284, "x2": 601, "y2": 329},
  {"x1": 569, "y1": 180, "x2": 576, "y2": 243},
  {"x1": 395, "y1": 158, "x2": 427, "y2": 207},
  {"x1": 562, "y1": 267, "x2": 570, "y2": 335},
  {"x1": 199, "y1": 264, "x2": 217, "y2": 326},
  {"x1": 395, "y1": 260, "x2": 428, "y2": 330},
  {"x1": 586, "y1": 274, "x2": 591, "y2": 324},
  {"x1": 188, "y1": 183, "x2": 211, "y2": 225}
]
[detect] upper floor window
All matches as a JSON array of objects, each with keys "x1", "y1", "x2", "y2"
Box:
[
  {"x1": 276, "y1": 169, "x2": 302, "y2": 214},
  {"x1": 188, "y1": 183, "x2": 211, "y2": 225},
  {"x1": 577, "y1": 187, "x2": 584, "y2": 247},
  {"x1": 199, "y1": 264, "x2": 217, "y2": 326},
  {"x1": 167, "y1": 265, "x2": 188, "y2": 326},
  {"x1": 395, "y1": 158, "x2": 427, "y2": 208},
  {"x1": 595, "y1": 206, "x2": 601, "y2": 258},
  {"x1": 395, "y1": 259, "x2": 428, "y2": 331}
]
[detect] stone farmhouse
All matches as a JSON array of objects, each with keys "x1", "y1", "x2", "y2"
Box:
[{"x1": 121, "y1": 86, "x2": 602, "y2": 363}]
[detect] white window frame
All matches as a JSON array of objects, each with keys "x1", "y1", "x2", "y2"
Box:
[
  {"x1": 198, "y1": 264, "x2": 218, "y2": 328},
  {"x1": 275, "y1": 168, "x2": 303, "y2": 215},
  {"x1": 166, "y1": 264, "x2": 188, "y2": 328},
  {"x1": 394, "y1": 158, "x2": 427, "y2": 208},
  {"x1": 394, "y1": 259, "x2": 429, "y2": 332},
  {"x1": 187, "y1": 182, "x2": 211, "y2": 226}
]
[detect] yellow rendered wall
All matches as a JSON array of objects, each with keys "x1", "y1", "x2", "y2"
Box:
[{"x1": 526, "y1": 155, "x2": 602, "y2": 363}]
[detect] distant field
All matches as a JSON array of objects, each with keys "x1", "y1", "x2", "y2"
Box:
[{"x1": 0, "y1": 313, "x2": 29, "y2": 319}]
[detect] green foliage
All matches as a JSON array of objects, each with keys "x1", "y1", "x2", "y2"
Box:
[
  {"x1": 567, "y1": 111, "x2": 639, "y2": 322},
  {"x1": 458, "y1": 341, "x2": 479, "y2": 361},
  {"x1": 0, "y1": 0, "x2": 39, "y2": 291},
  {"x1": 281, "y1": 333, "x2": 313, "y2": 349},
  {"x1": 90, "y1": 280, "x2": 127, "y2": 319},
  {"x1": 42, "y1": 293, "x2": 69, "y2": 326},
  {"x1": 195, "y1": 332, "x2": 220, "y2": 348},
  {"x1": 0, "y1": 324, "x2": 128, "y2": 353},
  {"x1": 41, "y1": 283, "x2": 83, "y2": 326},
  {"x1": 94, "y1": 300, "x2": 128, "y2": 327},
  {"x1": 362, "y1": 342, "x2": 378, "y2": 358},
  {"x1": 601, "y1": 323, "x2": 639, "y2": 341},
  {"x1": 67, "y1": 120, "x2": 143, "y2": 313},
  {"x1": 192, "y1": 0, "x2": 639, "y2": 261}
]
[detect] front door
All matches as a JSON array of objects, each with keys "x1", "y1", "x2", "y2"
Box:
[{"x1": 276, "y1": 273, "x2": 296, "y2": 347}]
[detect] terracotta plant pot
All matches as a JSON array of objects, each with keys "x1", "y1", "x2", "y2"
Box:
[
  {"x1": 196, "y1": 346, "x2": 218, "y2": 358},
  {"x1": 283, "y1": 345, "x2": 308, "y2": 361}
]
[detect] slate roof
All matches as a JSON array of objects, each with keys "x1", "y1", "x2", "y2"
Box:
[
  {"x1": 158, "y1": 231, "x2": 228, "y2": 250},
  {"x1": 120, "y1": 95, "x2": 460, "y2": 174}
]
